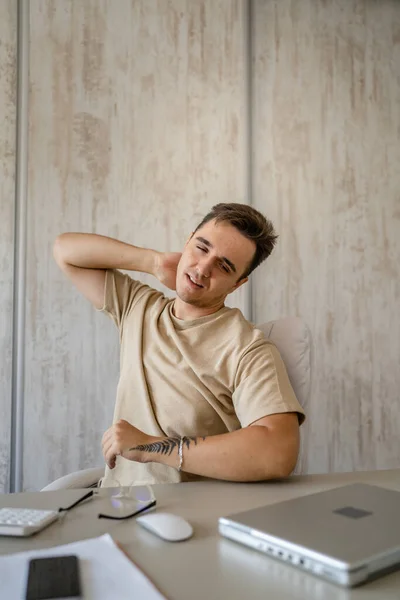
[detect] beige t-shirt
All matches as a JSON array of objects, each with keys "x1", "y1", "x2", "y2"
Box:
[{"x1": 100, "y1": 269, "x2": 305, "y2": 486}]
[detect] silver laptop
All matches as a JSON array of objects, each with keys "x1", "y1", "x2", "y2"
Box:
[{"x1": 219, "y1": 483, "x2": 400, "y2": 587}]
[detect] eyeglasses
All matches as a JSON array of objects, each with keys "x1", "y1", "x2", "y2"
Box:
[
  {"x1": 98, "y1": 483, "x2": 156, "y2": 520},
  {"x1": 57, "y1": 484, "x2": 156, "y2": 521}
]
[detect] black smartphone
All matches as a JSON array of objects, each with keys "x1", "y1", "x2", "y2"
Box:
[{"x1": 25, "y1": 554, "x2": 82, "y2": 600}]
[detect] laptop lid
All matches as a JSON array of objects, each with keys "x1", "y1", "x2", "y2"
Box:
[{"x1": 220, "y1": 484, "x2": 400, "y2": 571}]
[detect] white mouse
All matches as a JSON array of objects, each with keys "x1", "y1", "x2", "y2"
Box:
[{"x1": 136, "y1": 512, "x2": 193, "y2": 542}]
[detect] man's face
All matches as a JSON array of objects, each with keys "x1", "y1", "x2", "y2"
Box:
[{"x1": 175, "y1": 219, "x2": 256, "y2": 310}]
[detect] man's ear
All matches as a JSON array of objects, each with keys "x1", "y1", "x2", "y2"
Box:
[{"x1": 231, "y1": 276, "x2": 248, "y2": 293}]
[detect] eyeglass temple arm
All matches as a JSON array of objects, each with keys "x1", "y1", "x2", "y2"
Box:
[
  {"x1": 58, "y1": 490, "x2": 94, "y2": 513},
  {"x1": 97, "y1": 499, "x2": 157, "y2": 520}
]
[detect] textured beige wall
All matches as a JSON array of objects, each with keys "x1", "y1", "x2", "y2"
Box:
[
  {"x1": 19, "y1": 0, "x2": 400, "y2": 489},
  {"x1": 252, "y1": 0, "x2": 400, "y2": 473},
  {"x1": 0, "y1": 0, "x2": 16, "y2": 493},
  {"x1": 25, "y1": 0, "x2": 248, "y2": 490}
]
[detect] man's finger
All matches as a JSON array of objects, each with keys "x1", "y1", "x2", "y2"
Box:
[
  {"x1": 102, "y1": 438, "x2": 114, "y2": 464},
  {"x1": 105, "y1": 442, "x2": 119, "y2": 469},
  {"x1": 102, "y1": 427, "x2": 113, "y2": 446},
  {"x1": 105, "y1": 449, "x2": 116, "y2": 469},
  {"x1": 101, "y1": 434, "x2": 111, "y2": 457}
]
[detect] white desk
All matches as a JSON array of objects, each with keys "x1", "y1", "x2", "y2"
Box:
[{"x1": 1, "y1": 469, "x2": 400, "y2": 599}]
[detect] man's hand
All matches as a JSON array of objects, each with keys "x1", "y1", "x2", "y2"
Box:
[
  {"x1": 101, "y1": 419, "x2": 161, "y2": 469},
  {"x1": 153, "y1": 252, "x2": 182, "y2": 290}
]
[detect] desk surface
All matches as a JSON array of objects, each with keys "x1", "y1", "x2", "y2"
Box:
[{"x1": 1, "y1": 469, "x2": 400, "y2": 600}]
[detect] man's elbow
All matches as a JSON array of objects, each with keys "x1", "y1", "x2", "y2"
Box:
[
  {"x1": 264, "y1": 440, "x2": 299, "y2": 480},
  {"x1": 53, "y1": 234, "x2": 65, "y2": 265},
  {"x1": 53, "y1": 234, "x2": 71, "y2": 269},
  {"x1": 274, "y1": 453, "x2": 298, "y2": 479}
]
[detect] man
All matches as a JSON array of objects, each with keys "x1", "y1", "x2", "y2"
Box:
[{"x1": 54, "y1": 203, "x2": 305, "y2": 486}]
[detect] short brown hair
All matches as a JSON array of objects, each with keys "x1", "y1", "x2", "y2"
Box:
[{"x1": 194, "y1": 203, "x2": 278, "y2": 280}]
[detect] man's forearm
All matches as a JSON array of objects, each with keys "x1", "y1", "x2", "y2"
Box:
[
  {"x1": 53, "y1": 233, "x2": 158, "y2": 275},
  {"x1": 132, "y1": 426, "x2": 299, "y2": 482}
]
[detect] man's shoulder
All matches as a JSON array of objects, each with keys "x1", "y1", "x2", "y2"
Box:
[
  {"x1": 217, "y1": 306, "x2": 269, "y2": 350},
  {"x1": 109, "y1": 269, "x2": 173, "y2": 324},
  {"x1": 116, "y1": 270, "x2": 172, "y2": 302}
]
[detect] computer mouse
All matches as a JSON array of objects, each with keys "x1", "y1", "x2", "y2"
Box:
[{"x1": 136, "y1": 512, "x2": 193, "y2": 542}]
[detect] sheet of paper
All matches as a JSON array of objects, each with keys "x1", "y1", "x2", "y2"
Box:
[{"x1": 0, "y1": 533, "x2": 166, "y2": 600}]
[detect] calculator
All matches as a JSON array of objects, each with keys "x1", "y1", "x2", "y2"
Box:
[{"x1": 0, "y1": 507, "x2": 59, "y2": 537}]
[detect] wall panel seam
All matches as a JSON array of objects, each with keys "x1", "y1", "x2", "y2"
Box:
[
  {"x1": 244, "y1": 0, "x2": 253, "y2": 322},
  {"x1": 10, "y1": 0, "x2": 29, "y2": 493}
]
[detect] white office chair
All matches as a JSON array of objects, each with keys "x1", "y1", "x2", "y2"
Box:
[{"x1": 41, "y1": 317, "x2": 312, "y2": 491}]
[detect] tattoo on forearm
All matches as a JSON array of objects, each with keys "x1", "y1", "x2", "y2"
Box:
[
  {"x1": 182, "y1": 436, "x2": 206, "y2": 449},
  {"x1": 131, "y1": 435, "x2": 206, "y2": 455},
  {"x1": 131, "y1": 437, "x2": 180, "y2": 456}
]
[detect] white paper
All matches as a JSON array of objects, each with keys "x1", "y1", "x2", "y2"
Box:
[{"x1": 0, "y1": 533, "x2": 166, "y2": 600}]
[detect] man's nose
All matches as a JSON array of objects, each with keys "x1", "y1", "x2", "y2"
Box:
[{"x1": 196, "y1": 256, "x2": 212, "y2": 278}]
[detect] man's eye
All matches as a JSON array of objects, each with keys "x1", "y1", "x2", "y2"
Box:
[
  {"x1": 197, "y1": 246, "x2": 207, "y2": 252},
  {"x1": 221, "y1": 264, "x2": 230, "y2": 273}
]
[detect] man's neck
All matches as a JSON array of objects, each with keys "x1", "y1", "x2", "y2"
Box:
[{"x1": 172, "y1": 298, "x2": 225, "y2": 321}]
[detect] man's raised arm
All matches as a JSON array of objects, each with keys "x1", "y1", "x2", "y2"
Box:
[{"x1": 53, "y1": 233, "x2": 180, "y2": 309}]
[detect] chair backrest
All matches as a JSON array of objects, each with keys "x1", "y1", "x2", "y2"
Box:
[{"x1": 257, "y1": 317, "x2": 312, "y2": 413}]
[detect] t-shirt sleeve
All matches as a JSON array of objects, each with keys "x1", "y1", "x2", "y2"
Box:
[
  {"x1": 98, "y1": 269, "x2": 152, "y2": 331},
  {"x1": 233, "y1": 340, "x2": 306, "y2": 427}
]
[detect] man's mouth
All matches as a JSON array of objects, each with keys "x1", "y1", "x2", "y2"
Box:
[{"x1": 186, "y1": 273, "x2": 204, "y2": 288}]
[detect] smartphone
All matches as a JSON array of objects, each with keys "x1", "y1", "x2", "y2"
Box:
[{"x1": 25, "y1": 554, "x2": 82, "y2": 600}]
